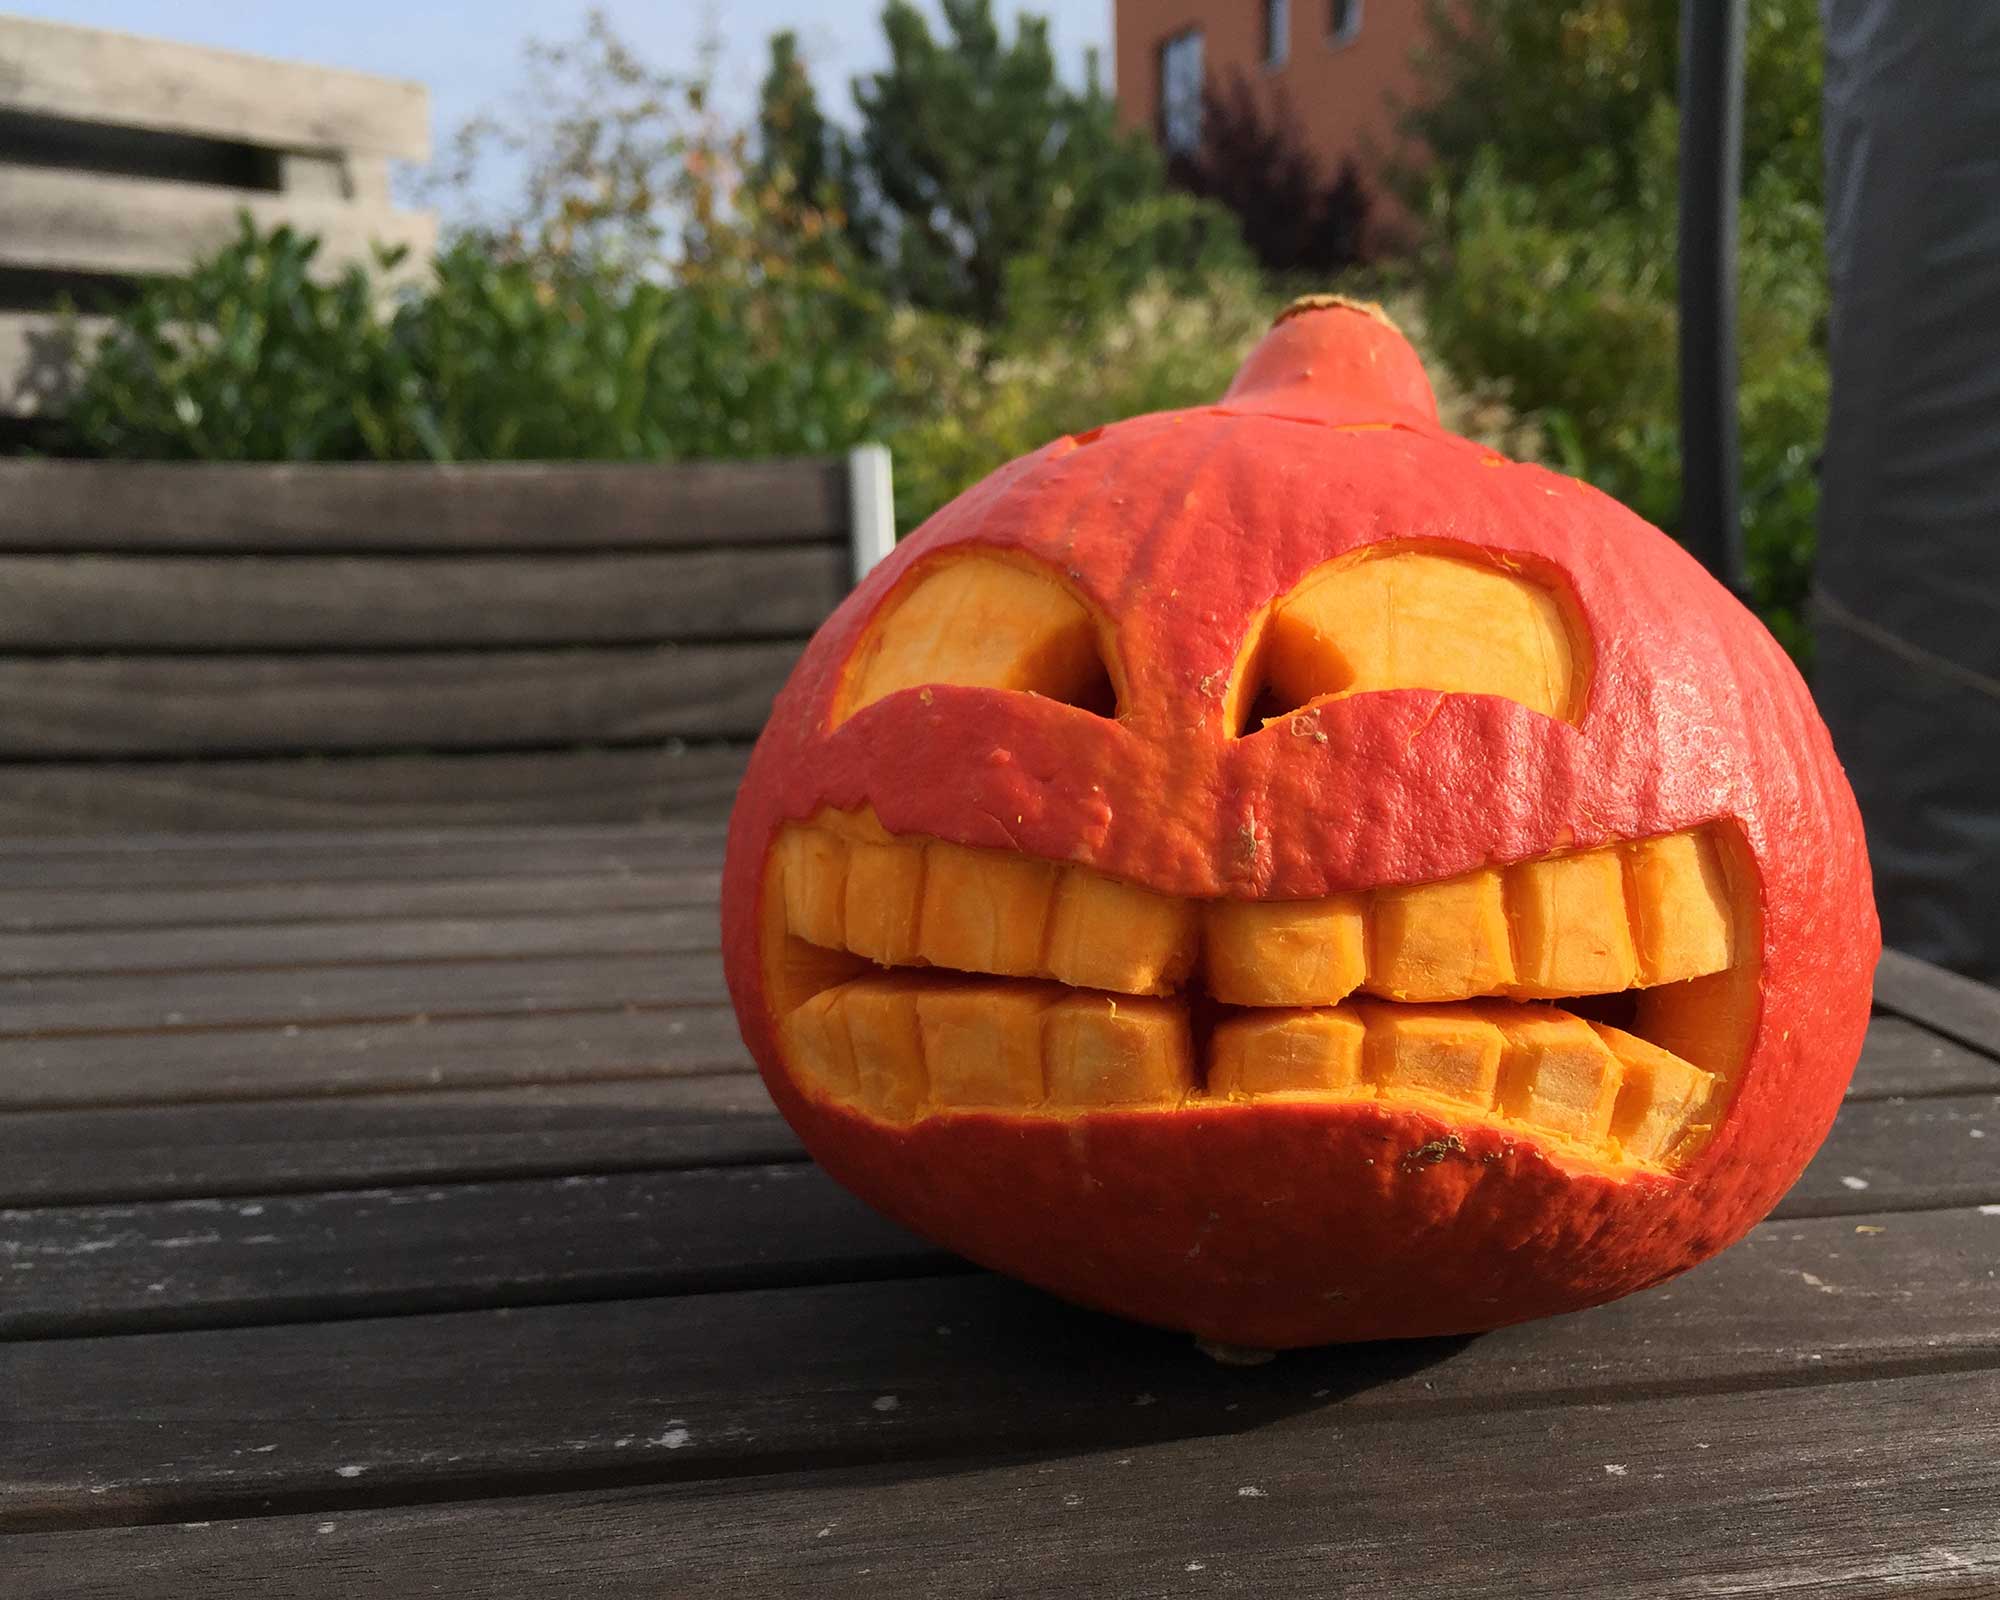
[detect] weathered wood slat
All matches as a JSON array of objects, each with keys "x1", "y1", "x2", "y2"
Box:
[
  {"x1": 0, "y1": 14, "x2": 430, "y2": 158},
  {"x1": 0, "y1": 1005, "x2": 753, "y2": 1110},
  {"x1": 6, "y1": 1340, "x2": 1997, "y2": 1599},
  {"x1": 0, "y1": 950, "x2": 726, "y2": 1036},
  {"x1": 0, "y1": 868, "x2": 716, "y2": 935},
  {"x1": 1845, "y1": 1015, "x2": 2000, "y2": 1100},
  {"x1": 0, "y1": 459, "x2": 853, "y2": 551},
  {"x1": 0, "y1": 1164, "x2": 955, "y2": 1339},
  {"x1": 0, "y1": 905, "x2": 715, "y2": 976},
  {"x1": 0, "y1": 753, "x2": 745, "y2": 839},
  {"x1": 1791, "y1": 1091, "x2": 1998, "y2": 1217},
  {"x1": 0, "y1": 547, "x2": 844, "y2": 649},
  {"x1": 0, "y1": 165, "x2": 435, "y2": 280},
  {"x1": 1876, "y1": 948, "x2": 2000, "y2": 1060},
  {"x1": 4, "y1": 1206, "x2": 1994, "y2": 1528},
  {"x1": 0, "y1": 818, "x2": 724, "y2": 866},
  {"x1": 0, "y1": 1083, "x2": 792, "y2": 1205},
  {"x1": 0, "y1": 644, "x2": 798, "y2": 757}
]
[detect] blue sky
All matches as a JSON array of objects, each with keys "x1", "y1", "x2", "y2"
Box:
[{"x1": 10, "y1": 1, "x2": 1117, "y2": 170}]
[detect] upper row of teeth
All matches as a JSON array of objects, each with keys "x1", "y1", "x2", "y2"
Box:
[{"x1": 776, "y1": 816, "x2": 1737, "y2": 1006}]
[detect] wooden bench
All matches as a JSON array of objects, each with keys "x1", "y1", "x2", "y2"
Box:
[
  {"x1": 0, "y1": 451, "x2": 894, "y2": 832},
  {"x1": 0, "y1": 13, "x2": 434, "y2": 424}
]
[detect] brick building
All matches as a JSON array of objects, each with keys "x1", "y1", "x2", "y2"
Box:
[{"x1": 1114, "y1": 0, "x2": 1430, "y2": 243}]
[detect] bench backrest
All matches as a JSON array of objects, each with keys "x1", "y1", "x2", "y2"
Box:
[
  {"x1": 0, "y1": 14, "x2": 435, "y2": 424},
  {"x1": 0, "y1": 451, "x2": 894, "y2": 832}
]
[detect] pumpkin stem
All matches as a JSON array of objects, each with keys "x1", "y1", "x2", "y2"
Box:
[{"x1": 1223, "y1": 295, "x2": 1439, "y2": 425}]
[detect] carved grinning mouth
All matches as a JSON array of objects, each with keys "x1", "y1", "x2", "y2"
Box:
[{"x1": 763, "y1": 810, "x2": 1760, "y2": 1173}]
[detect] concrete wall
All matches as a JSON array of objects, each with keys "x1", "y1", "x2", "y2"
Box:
[{"x1": 0, "y1": 15, "x2": 434, "y2": 421}]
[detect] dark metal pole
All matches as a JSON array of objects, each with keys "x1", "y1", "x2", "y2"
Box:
[{"x1": 1677, "y1": 0, "x2": 1750, "y2": 599}]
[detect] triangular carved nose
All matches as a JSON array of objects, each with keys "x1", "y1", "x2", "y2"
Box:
[{"x1": 1221, "y1": 295, "x2": 1440, "y2": 426}]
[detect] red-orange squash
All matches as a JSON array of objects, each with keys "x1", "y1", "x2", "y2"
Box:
[{"x1": 722, "y1": 297, "x2": 1878, "y2": 1348}]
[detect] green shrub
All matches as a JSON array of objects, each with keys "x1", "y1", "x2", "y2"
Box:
[
  {"x1": 57, "y1": 222, "x2": 890, "y2": 465},
  {"x1": 60, "y1": 221, "x2": 419, "y2": 460}
]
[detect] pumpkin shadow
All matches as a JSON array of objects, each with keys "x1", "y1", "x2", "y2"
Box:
[{"x1": 821, "y1": 1266, "x2": 1480, "y2": 1485}]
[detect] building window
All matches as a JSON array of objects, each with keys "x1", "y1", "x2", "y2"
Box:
[
  {"x1": 1263, "y1": 0, "x2": 1289, "y2": 67},
  {"x1": 1158, "y1": 28, "x2": 1204, "y2": 157},
  {"x1": 1329, "y1": 0, "x2": 1363, "y2": 46}
]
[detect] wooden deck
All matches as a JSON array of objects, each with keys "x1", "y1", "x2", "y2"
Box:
[{"x1": 3, "y1": 824, "x2": 1996, "y2": 1595}]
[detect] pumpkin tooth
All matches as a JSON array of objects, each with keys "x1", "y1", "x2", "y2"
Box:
[
  {"x1": 1354, "y1": 1001, "x2": 1507, "y2": 1111},
  {"x1": 778, "y1": 827, "x2": 850, "y2": 951},
  {"x1": 841, "y1": 837, "x2": 928, "y2": 967},
  {"x1": 1504, "y1": 848, "x2": 1638, "y2": 998},
  {"x1": 1364, "y1": 870, "x2": 1515, "y2": 1002},
  {"x1": 1042, "y1": 992, "x2": 1194, "y2": 1106},
  {"x1": 839, "y1": 977, "x2": 930, "y2": 1121},
  {"x1": 1594, "y1": 1022, "x2": 1717, "y2": 1162},
  {"x1": 917, "y1": 843, "x2": 1058, "y2": 979},
  {"x1": 915, "y1": 980, "x2": 1052, "y2": 1108},
  {"x1": 1488, "y1": 1004, "x2": 1625, "y2": 1143},
  {"x1": 1201, "y1": 895, "x2": 1366, "y2": 1006},
  {"x1": 1622, "y1": 831, "x2": 1736, "y2": 985},
  {"x1": 1209, "y1": 1006, "x2": 1367, "y2": 1098},
  {"x1": 780, "y1": 984, "x2": 860, "y2": 1099},
  {"x1": 1042, "y1": 867, "x2": 1197, "y2": 997}
]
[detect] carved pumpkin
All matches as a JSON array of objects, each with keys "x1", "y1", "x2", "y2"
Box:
[{"x1": 722, "y1": 298, "x2": 1878, "y2": 1348}]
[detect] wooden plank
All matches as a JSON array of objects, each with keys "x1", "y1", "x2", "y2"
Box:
[
  {"x1": 3, "y1": 1204, "x2": 1994, "y2": 1532},
  {"x1": 1876, "y1": 948, "x2": 2000, "y2": 1060},
  {"x1": 7, "y1": 1368, "x2": 1999, "y2": 1600},
  {"x1": 0, "y1": 748, "x2": 746, "y2": 836},
  {"x1": 0, "y1": 165, "x2": 435, "y2": 281},
  {"x1": 1788, "y1": 1091, "x2": 1999, "y2": 1217},
  {"x1": 0, "y1": 14, "x2": 430, "y2": 159},
  {"x1": 1846, "y1": 1015, "x2": 2000, "y2": 1100},
  {"x1": 0, "y1": 547, "x2": 844, "y2": 648},
  {"x1": 0, "y1": 950, "x2": 727, "y2": 1036},
  {"x1": 0, "y1": 643, "x2": 798, "y2": 756},
  {"x1": 0, "y1": 1163, "x2": 956, "y2": 1338},
  {"x1": 0, "y1": 831, "x2": 722, "y2": 888},
  {"x1": 0, "y1": 309, "x2": 106, "y2": 419},
  {"x1": 0, "y1": 458, "x2": 853, "y2": 551},
  {"x1": 0, "y1": 1004, "x2": 753, "y2": 1110},
  {"x1": 0, "y1": 905, "x2": 716, "y2": 976},
  {"x1": 0, "y1": 1082, "x2": 794, "y2": 1205},
  {"x1": 0, "y1": 868, "x2": 717, "y2": 935}
]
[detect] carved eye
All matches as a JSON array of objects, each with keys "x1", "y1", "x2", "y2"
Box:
[
  {"x1": 1227, "y1": 543, "x2": 1589, "y2": 734},
  {"x1": 833, "y1": 553, "x2": 1120, "y2": 727}
]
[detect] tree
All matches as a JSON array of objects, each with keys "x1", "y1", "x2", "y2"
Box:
[
  {"x1": 846, "y1": 0, "x2": 1243, "y2": 327},
  {"x1": 1168, "y1": 73, "x2": 1372, "y2": 276},
  {"x1": 751, "y1": 31, "x2": 853, "y2": 224},
  {"x1": 1401, "y1": 0, "x2": 1823, "y2": 222},
  {"x1": 1400, "y1": 0, "x2": 1827, "y2": 655}
]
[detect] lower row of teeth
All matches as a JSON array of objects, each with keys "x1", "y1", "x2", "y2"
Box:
[{"x1": 783, "y1": 975, "x2": 1714, "y2": 1167}]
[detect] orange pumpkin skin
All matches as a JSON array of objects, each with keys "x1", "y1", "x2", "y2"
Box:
[{"x1": 722, "y1": 304, "x2": 1878, "y2": 1347}]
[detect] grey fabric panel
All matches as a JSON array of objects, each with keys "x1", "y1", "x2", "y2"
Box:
[{"x1": 1817, "y1": 1, "x2": 2000, "y2": 978}]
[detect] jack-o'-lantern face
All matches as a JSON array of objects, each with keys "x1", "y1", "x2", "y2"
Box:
[{"x1": 722, "y1": 299, "x2": 1877, "y2": 1348}]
